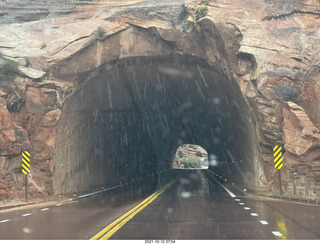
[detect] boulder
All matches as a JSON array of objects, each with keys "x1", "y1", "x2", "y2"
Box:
[
  {"x1": 41, "y1": 110, "x2": 61, "y2": 127},
  {"x1": 24, "y1": 86, "x2": 58, "y2": 114},
  {"x1": 5, "y1": 91, "x2": 24, "y2": 112},
  {"x1": 282, "y1": 102, "x2": 320, "y2": 161},
  {"x1": 19, "y1": 67, "x2": 46, "y2": 81},
  {"x1": 0, "y1": 105, "x2": 16, "y2": 143},
  {"x1": 17, "y1": 57, "x2": 27, "y2": 66}
]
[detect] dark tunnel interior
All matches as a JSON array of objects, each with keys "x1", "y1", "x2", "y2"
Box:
[{"x1": 54, "y1": 55, "x2": 257, "y2": 195}]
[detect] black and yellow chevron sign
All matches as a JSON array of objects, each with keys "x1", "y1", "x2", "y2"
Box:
[
  {"x1": 22, "y1": 151, "x2": 31, "y2": 175},
  {"x1": 273, "y1": 146, "x2": 283, "y2": 170}
]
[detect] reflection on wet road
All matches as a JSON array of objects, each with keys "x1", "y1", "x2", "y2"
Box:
[{"x1": 0, "y1": 169, "x2": 319, "y2": 239}]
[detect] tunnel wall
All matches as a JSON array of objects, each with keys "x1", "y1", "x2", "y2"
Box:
[{"x1": 54, "y1": 61, "x2": 159, "y2": 194}]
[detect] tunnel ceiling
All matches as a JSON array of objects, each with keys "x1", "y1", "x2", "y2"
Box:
[{"x1": 55, "y1": 53, "x2": 256, "y2": 194}]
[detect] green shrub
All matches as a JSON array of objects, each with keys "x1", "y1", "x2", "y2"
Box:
[
  {"x1": 181, "y1": 158, "x2": 202, "y2": 168},
  {"x1": 95, "y1": 27, "x2": 106, "y2": 41},
  {"x1": 1, "y1": 198, "x2": 11, "y2": 205},
  {"x1": 0, "y1": 59, "x2": 19, "y2": 81},
  {"x1": 195, "y1": 5, "x2": 208, "y2": 21},
  {"x1": 40, "y1": 43, "x2": 46, "y2": 49},
  {"x1": 271, "y1": 189, "x2": 281, "y2": 196},
  {"x1": 188, "y1": 144, "x2": 198, "y2": 150},
  {"x1": 234, "y1": 30, "x2": 242, "y2": 38},
  {"x1": 177, "y1": 150, "x2": 184, "y2": 158}
]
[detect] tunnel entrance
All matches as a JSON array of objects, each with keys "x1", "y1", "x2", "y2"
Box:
[
  {"x1": 54, "y1": 54, "x2": 256, "y2": 195},
  {"x1": 172, "y1": 144, "x2": 208, "y2": 169}
]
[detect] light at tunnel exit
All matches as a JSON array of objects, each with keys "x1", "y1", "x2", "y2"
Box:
[{"x1": 172, "y1": 144, "x2": 208, "y2": 169}]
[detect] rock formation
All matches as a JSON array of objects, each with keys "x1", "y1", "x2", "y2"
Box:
[{"x1": 283, "y1": 102, "x2": 320, "y2": 198}]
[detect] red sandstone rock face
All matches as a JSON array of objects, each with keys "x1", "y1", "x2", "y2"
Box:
[
  {"x1": 0, "y1": 89, "x2": 31, "y2": 199},
  {"x1": 0, "y1": 79, "x2": 72, "y2": 199},
  {"x1": 283, "y1": 102, "x2": 320, "y2": 161},
  {"x1": 200, "y1": 0, "x2": 320, "y2": 197},
  {"x1": 0, "y1": 91, "x2": 30, "y2": 156},
  {"x1": 25, "y1": 87, "x2": 58, "y2": 114},
  {"x1": 283, "y1": 102, "x2": 320, "y2": 198}
]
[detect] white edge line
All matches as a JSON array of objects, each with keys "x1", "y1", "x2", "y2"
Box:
[
  {"x1": 77, "y1": 188, "x2": 108, "y2": 199},
  {"x1": 77, "y1": 172, "x2": 169, "y2": 200},
  {"x1": 0, "y1": 219, "x2": 10, "y2": 223},
  {"x1": 272, "y1": 231, "x2": 283, "y2": 236},
  {"x1": 207, "y1": 170, "x2": 236, "y2": 198},
  {"x1": 260, "y1": 220, "x2": 268, "y2": 225},
  {"x1": 77, "y1": 183, "x2": 128, "y2": 199}
]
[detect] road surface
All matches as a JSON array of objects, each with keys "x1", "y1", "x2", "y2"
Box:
[{"x1": 0, "y1": 169, "x2": 319, "y2": 239}]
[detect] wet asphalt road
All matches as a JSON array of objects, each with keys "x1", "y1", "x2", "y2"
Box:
[{"x1": 0, "y1": 169, "x2": 319, "y2": 240}]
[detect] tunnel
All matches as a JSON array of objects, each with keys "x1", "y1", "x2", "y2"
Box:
[{"x1": 53, "y1": 52, "x2": 257, "y2": 195}]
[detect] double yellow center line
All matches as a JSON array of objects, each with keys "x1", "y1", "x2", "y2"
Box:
[{"x1": 90, "y1": 179, "x2": 177, "y2": 240}]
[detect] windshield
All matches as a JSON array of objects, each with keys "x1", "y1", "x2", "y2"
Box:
[{"x1": 0, "y1": 0, "x2": 320, "y2": 242}]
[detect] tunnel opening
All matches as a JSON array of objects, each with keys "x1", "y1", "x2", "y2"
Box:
[
  {"x1": 172, "y1": 144, "x2": 208, "y2": 169},
  {"x1": 54, "y1": 54, "x2": 257, "y2": 196}
]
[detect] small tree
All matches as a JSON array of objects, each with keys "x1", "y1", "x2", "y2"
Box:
[
  {"x1": 195, "y1": 5, "x2": 208, "y2": 21},
  {"x1": 0, "y1": 59, "x2": 19, "y2": 81},
  {"x1": 177, "y1": 150, "x2": 184, "y2": 158},
  {"x1": 95, "y1": 27, "x2": 106, "y2": 41}
]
